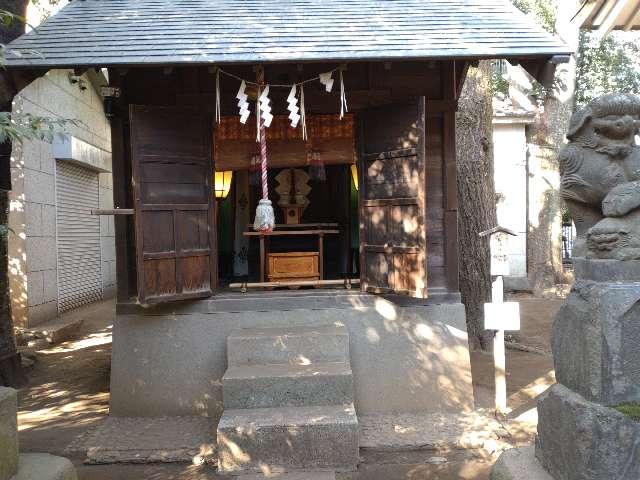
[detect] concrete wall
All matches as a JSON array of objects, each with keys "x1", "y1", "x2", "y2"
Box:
[
  {"x1": 110, "y1": 292, "x2": 474, "y2": 418},
  {"x1": 492, "y1": 119, "x2": 529, "y2": 277},
  {"x1": 8, "y1": 69, "x2": 113, "y2": 328}
]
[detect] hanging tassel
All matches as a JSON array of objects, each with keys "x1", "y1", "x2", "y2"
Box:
[
  {"x1": 253, "y1": 67, "x2": 275, "y2": 233},
  {"x1": 300, "y1": 84, "x2": 307, "y2": 141},
  {"x1": 215, "y1": 68, "x2": 221, "y2": 124},
  {"x1": 340, "y1": 69, "x2": 348, "y2": 119}
]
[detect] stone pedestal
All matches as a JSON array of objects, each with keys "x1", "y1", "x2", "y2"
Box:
[
  {"x1": 552, "y1": 259, "x2": 640, "y2": 406},
  {"x1": 492, "y1": 259, "x2": 640, "y2": 480},
  {"x1": 536, "y1": 384, "x2": 640, "y2": 480},
  {"x1": 534, "y1": 259, "x2": 640, "y2": 480}
]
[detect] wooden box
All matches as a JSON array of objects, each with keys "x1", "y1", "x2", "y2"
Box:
[{"x1": 267, "y1": 252, "x2": 319, "y2": 282}]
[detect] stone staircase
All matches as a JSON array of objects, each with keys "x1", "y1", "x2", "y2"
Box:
[{"x1": 217, "y1": 325, "x2": 359, "y2": 475}]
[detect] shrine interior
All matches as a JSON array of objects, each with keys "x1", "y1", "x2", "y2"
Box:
[{"x1": 214, "y1": 114, "x2": 359, "y2": 287}]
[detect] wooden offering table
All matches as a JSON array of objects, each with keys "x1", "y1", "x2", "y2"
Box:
[{"x1": 243, "y1": 224, "x2": 339, "y2": 284}]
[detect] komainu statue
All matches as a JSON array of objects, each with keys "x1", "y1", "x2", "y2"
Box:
[{"x1": 560, "y1": 93, "x2": 640, "y2": 260}]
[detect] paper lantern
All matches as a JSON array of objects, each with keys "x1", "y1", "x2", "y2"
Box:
[
  {"x1": 350, "y1": 164, "x2": 358, "y2": 190},
  {"x1": 214, "y1": 171, "x2": 233, "y2": 199}
]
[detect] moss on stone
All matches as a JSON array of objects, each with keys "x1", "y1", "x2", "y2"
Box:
[{"x1": 615, "y1": 402, "x2": 640, "y2": 421}]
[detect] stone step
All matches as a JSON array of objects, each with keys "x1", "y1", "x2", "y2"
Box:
[
  {"x1": 223, "y1": 362, "x2": 354, "y2": 409},
  {"x1": 217, "y1": 404, "x2": 359, "y2": 474},
  {"x1": 227, "y1": 325, "x2": 349, "y2": 366}
]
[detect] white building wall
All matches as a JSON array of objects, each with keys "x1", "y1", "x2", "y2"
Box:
[
  {"x1": 8, "y1": 69, "x2": 113, "y2": 328},
  {"x1": 492, "y1": 120, "x2": 529, "y2": 277}
]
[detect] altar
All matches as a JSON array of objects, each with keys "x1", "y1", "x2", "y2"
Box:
[{"x1": 243, "y1": 224, "x2": 340, "y2": 283}]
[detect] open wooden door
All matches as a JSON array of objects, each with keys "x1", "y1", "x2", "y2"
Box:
[
  {"x1": 359, "y1": 99, "x2": 427, "y2": 298},
  {"x1": 130, "y1": 106, "x2": 215, "y2": 304}
]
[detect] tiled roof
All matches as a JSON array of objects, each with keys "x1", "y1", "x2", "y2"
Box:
[{"x1": 6, "y1": 0, "x2": 571, "y2": 68}]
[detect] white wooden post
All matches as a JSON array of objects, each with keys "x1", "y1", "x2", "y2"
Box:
[{"x1": 480, "y1": 226, "x2": 520, "y2": 416}]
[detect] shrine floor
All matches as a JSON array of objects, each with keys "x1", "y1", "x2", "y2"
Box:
[{"x1": 14, "y1": 295, "x2": 562, "y2": 480}]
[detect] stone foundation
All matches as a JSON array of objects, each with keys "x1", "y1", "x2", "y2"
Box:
[{"x1": 110, "y1": 291, "x2": 473, "y2": 418}]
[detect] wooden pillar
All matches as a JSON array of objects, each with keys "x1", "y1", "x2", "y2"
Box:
[
  {"x1": 443, "y1": 60, "x2": 460, "y2": 293},
  {"x1": 108, "y1": 71, "x2": 133, "y2": 304}
]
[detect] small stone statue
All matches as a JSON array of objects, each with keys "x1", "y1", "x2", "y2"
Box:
[{"x1": 560, "y1": 93, "x2": 640, "y2": 260}]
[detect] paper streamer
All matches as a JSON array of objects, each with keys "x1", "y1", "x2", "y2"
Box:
[
  {"x1": 259, "y1": 85, "x2": 274, "y2": 128},
  {"x1": 215, "y1": 68, "x2": 221, "y2": 124},
  {"x1": 300, "y1": 84, "x2": 307, "y2": 141},
  {"x1": 287, "y1": 84, "x2": 301, "y2": 128},
  {"x1": 236, "y1": 80, "x2": 250, "y2": 124},
  {"x1": 319, "y1": 71, "x2": 334, "y2": 92},
  {"x1": 340, "y1": 69, "x2": 348, "y2": 119}
]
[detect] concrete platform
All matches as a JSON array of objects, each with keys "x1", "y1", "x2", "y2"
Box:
[
  {"x1": 217, "y1": 404, "x2": 359, "y2": 473},
  {"x1": 490, "y1": 446, "x2": 553, "y2": 480},
  {"x1": 11, "y1": 453, "x2": 77, "y2": 480},
  {"x1": 227, "y1": 325, "x2": 350, "y2": 366},
  {"x1": 223, "y1": 362, "x2": 354, "y2": 409}
]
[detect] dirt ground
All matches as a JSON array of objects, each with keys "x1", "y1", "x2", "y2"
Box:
[{"x1": 14, "y1": 295, "x2": 562, "y2": 479}]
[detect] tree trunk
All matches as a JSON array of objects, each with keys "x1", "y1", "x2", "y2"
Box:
[
  {"x1": 456, "y1": 61, "x2": 497, "y2": 351},
  {"x1": 525, "y1": 1, "x2": 580, "y2": 294},
  {"x1": 0, "y1": 0, "x2": 27, "y2": 386}
]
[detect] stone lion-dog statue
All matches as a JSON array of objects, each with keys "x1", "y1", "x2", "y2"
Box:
[{"x1": 560, "y1": 93, "x2": 640, "y2": 260}]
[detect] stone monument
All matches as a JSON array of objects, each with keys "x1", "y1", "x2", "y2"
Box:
[{"x1": 492, "y1": 93, "x2": 640, "y2": 480}]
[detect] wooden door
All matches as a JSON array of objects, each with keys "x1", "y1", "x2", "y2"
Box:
[
  {"x1": 359, "y1": 99, "x2": 427, "y2": 298},
  {"x1": 130, "y1": 106, "x2": 215, "y2": 304}
]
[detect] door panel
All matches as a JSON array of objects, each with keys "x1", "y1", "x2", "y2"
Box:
[{"x1": 359, "y1": 100, "x2": 427, "y2": 298}]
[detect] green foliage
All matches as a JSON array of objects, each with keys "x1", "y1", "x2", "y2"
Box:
[
  {"x1": 575, "y1": 31, "x2": 640, "y2": 108},
  {"x1": 511, "y1": 0, "x2": 557, "y2": 33},
  {"x1": 0, "y1": 112, "x2": 77, "y2": 144},
  {"x1": 615, "y1": 402, "x2": 640, "y2": 421}
]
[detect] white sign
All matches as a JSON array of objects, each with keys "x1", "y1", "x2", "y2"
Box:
[
  {"x1": 490, "y1": 232, "x2": 511, "y2": 276},
  {"x1": 484, "y1": 302, "x2": 521, "y2": 331}
]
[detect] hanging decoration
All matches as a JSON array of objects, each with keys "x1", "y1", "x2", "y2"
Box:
[
  {"x1": 215, "y1": 68, "x2": 221, "y2": 124},
  {"x1": 339, "y1": 69, "x2": 348, "y2": 120},
  {"x1": 319, "y1": 71, "x2": 334, "y2": 92},
  {"x1": 236, "y1": 80, "x2": 250, "y2": 124},
  {"x1": 300, "y1": 83, "x2": 308, "y2": 141},
  {"x1": 252, "y1": 67, "x2": 276, "y2": 233},
  {"x1": 216, "y1": 64, "x2": 346, "y2": 141},
  {"x1": 286, "y1": 84, "x2": 300, "y2": 128}
]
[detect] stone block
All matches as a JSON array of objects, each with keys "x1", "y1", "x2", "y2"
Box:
[
  {"x1": 552, "y1": 279, "x2": 640, "y2": 405},
  {"x1": 227, "y1": 326, "x2": 350, "y2": 367},
  {"x1": 43, "y1": 270, "x2": 58, "y2": 304},
  {"x1": 41, "y1": 205, "x2": 57, "y2": 237},
  {"x1": 12, "y1": 453, "x2": 77, "y2": 480},
  {"x1": 0, "y1": 387, "x2": 18, "y2": 480},
  {"x1": 24, "y1": 170, "x2": 54, "y2": 205},
  {"x1": 217, "y1": 404, "x2": 359, "y2": 474},
  {"x1": 26, "y1": 237, "x2": 57, "y2": 272},
  {"x1": 24, "y1": 203, "x2": 42, "y2": 237},
  {"x1": 573, "y1": 258, "x2": 640, "y2": 283},
  {"x1": 536, "y1": 384, "x2": 640, "y2": 480},
  {"x1": 491, "y1": 446, "x2": 553, "y2": 480},
  {"x1": 28, "y1": 301, "x2": 58, "y2": 328},
  {"x1": 26, "y1": 271, "x2": 44, "y2": 307},
  {"x1": 223, "y1": 362, "x2": 354, "y2": 409}
]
